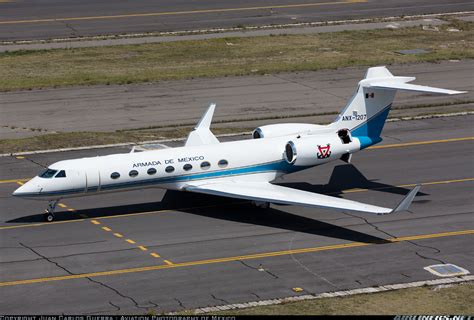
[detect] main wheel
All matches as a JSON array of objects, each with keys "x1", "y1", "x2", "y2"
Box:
[
  {"x1": 44, "y1": 212, "x2": 54, "y2": 222},
  {"x1": 252, "y1": 201, "x2": 270, "y2": 209}
]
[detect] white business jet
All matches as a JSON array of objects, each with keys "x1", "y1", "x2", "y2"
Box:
[{"x1": 13, "y1": 67, "x2": 465, "y2": 222}]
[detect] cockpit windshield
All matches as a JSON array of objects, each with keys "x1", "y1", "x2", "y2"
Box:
[
  {"x1": 55, "y1": 170, "x2": 66, "y2": 178},
  {"x1": 39, "y1": 169, "x2": 58, "y2": 178}
]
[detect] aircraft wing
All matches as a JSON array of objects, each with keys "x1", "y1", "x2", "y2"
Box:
[{"x1": 184, "y1": 181, "x2": 420, "y2": 215}]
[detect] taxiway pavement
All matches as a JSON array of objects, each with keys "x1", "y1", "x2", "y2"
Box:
[
  {"x1": 0, "y1": 0, "x2": 473, "y2": 41},
  {"x1": 1, "y1": 60, "x2": 473, "y2": 139},
  {"x1": 0, "y1": 115, "x2": 473, "y2": 314}
]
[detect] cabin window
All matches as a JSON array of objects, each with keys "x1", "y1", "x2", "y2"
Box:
[
  {"x1": 165, "y1": 166, "x2": 175, "y2": 173},
  {"x1": 200, "y1": 161, "x2": 211, "y2": 170},
  {"x1": 183, "y1": 164, "x2": 193, "y2": 171},
  {"x1": 218, "y1": 159, "x2": 228, "y2": 168},
  {"x1": 55, "y1": 170, "x2": 66, "y2": 178},
  {"x1": 39, "y1": 169, "x2": 57, "y2": 178},
  {"x1": 129, "y1": 170, "x2": 139, "y2": 177},
  {"x1": 110, "y1": 172, "x2": 120, "y2": 179},
  {"x1": 147, "y1": 168, "x2": 157, "y2": 175}
]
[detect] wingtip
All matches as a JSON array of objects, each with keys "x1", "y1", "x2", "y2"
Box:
[
  {"x1": 194, "y1": 103, "x2": 217, "y2": 130},
  {"x1": 448, "y1": 90, "x2": 468, "y2": 95},
  {"x1": 391, "y1": 184, "x2": 421, "y2": 213}
]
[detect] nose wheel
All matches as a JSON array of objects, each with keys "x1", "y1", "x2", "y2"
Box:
[{"x1": 44, "y1": 200, "x2": 58, "y2": 222}]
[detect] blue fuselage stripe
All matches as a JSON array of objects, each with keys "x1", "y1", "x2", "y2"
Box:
[{"x1": 19, "y1": 160, "x2": 306, "y2": 197}]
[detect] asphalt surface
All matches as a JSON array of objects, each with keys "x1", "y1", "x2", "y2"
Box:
[
  {"x1": 2, "y1": 60, "x2": 473, "y2": 139},
  {"x1": 0, "y1": 0, "x2": 473, "y2": 41},
  {"x1": 0, "y1": 115, "x2": 473, "y2": 314},
  {"x1": 0, "y1": 18, "x2": 448, "y2": 52}
]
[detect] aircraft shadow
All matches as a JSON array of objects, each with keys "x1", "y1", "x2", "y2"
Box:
[
  {"x1": 8, "y1": 189, "x2": 390, "y2": 244},
  {"x1": 8, "y1": 164, "x2": 425, "y2": 244},
  {"x1": 163, "y1": 191, "x2": 390, "y2": 244},
  {"x1": 276, "y1": 164, "x2": 428, "y2": 197}
]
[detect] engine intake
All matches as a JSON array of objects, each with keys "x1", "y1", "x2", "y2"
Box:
[
  {"x1": 284, "y1": 141, "x2": 297, "y2": 164},
  {"x1": 253, "y1": 128, "x2": 264, "y2": 139}
]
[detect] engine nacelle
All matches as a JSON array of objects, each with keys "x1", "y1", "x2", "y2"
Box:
[
  {"x1": 284, "y1": 133, "x2": 359, "y2": 166},
  {"x1": 252, "y1": 123, "x2": 323, "y2": 139}
]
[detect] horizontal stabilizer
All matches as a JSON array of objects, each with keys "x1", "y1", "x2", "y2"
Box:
[
  {"x1": 369, "y1": 81, "x2": 466, "y2": 95},
  {"x1": 184, "y1": 181, "x2": 420, "y2": 215}
]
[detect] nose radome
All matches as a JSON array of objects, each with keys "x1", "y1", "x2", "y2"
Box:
[
  {"x1": 12, "y1": 183, "x2": 26, "y2": 196},
  {"x1": 12, "y1": 181, "x2": 41, "y2": 197}
]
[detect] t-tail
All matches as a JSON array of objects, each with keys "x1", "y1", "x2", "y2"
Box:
[{"x1": 330, "y1": 66, "x2": 465, "y2": 149}]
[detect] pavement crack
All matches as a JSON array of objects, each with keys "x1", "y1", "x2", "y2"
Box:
[
  {"x1": 251, "y1": 292, "x2": 261, "y2": 299},
  {"x1": 238, "y1": 260, "x2": 259, "y2": 271},
  {"x1": 343, "y1": 212, "x2": 395, "y2": 239},
  {"x1": 109, "y1": 301, "x2": 121, "y2": 312},
  {"x1": 288, "y1": 233, "x2": 338, "y2": 288},
  {"x1": 342, "y1": 212, "x2": 446, "y2": 264},
  {"x1": 85, "y1": 277, "x2": 152, "y2": 310},
  {"x1": 61, "y1": 21, "x2": 80, "y2": 36},
  {"x1": 412, "y1": 247, "x2": 445, "y2": 264},
  {"x1": 19, "y1": 242, "x2": 74, "y2": 275},
  {"x1": 238, "y1": 260, "x2": 278, "y2": 279},
  {"x1": 385, "y1": 134, "x2": 403, "y2": 142},
  {"x1": 211, "y1": 294, "x2": 229, "y2": 305},
  {"x1": 174, "y1": 298, "x2": 185, "y2": 310},
  {"x1": 21, "y1": 156, "x2": 47, "y2": 169},
  {"x1": 264, "y1": 269, "x2": 279, "y2": 279},
  {"x1": 33, "y1": 240, "x2": 108, "y2": 248}
]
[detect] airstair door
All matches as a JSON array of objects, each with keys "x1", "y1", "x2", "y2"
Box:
[{"x1": 85, "y1": 168, "x2": 101, "y2": 193}]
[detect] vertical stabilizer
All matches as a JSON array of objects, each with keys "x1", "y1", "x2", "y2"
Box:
[
  {"x1": 330, "y1": 66, "x2": 465, "y2": 149},
  {"x1": 330, "y1": 66, "x2": 396, "y2": 149}
]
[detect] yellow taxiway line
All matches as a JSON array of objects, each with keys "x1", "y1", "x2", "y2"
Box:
[
  {"x1": 368, "y1": 136, "x2": 474, "y2": 150},
  {"x1": 0, "y1": 0, "x2": 366, "y2": 25},
  {"x1": 0, "y1": 178, "x2": 29, "y2": 184},
  {"x1": 0, "y1": 176, "x2": 472, "y2": 231},
  {"x1": 1, "y1": 229, "x2": 472, "y2": 287},
  {"x1": 342, "y1": 177, "x2": 474, "y2": 194}
]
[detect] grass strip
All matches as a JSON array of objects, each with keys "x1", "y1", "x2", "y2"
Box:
[
  {"x1": 207, "y1": 282, "x2": 474, "y2": 315},
  {"x1": 0, "y1": 20, "x2": 473, "y2": 91},
  {"x1": 1, "y1": 104, "x2": 473, "y2": 154}
]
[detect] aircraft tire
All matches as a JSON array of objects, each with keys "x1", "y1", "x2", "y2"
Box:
[{"x1": 45, "y1": 212, "x2": 54, "y2": 222}]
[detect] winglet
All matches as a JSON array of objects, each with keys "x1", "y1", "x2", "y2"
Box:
[
  {"x1": 185, "y1": 103, "x2": 220, "y2": 147},
  {"x1": 195, "y1": 103, "x2": 216, "y2": 130},
  {"x1": 388, "y1": 185, "x2": 421, "y2": 214}
]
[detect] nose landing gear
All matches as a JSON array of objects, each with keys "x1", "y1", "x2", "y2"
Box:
[{"x1": 44, "y1": 200, "x2": 59, "y2": 222}]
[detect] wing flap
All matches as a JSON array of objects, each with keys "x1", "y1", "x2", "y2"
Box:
[{"x1": 184, "y1": 181, "x2": 407, "y2": 214}]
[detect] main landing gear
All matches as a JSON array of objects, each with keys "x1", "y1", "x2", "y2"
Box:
[
  {"x1": 252, "y1": 201, "x2": 270, "y2": 209},
  {"x1": 44, "y1": 200, "x2": 58, "y2": 222}
]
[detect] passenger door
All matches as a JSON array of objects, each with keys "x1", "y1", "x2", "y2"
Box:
[{"x1": 85, "y1": 168, "x2": 100, "y2": 193}]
